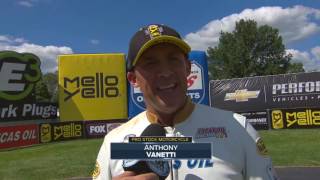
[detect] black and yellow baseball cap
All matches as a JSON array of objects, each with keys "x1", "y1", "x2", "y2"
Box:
[{"x1": 127, "y1": 24, "x2": 191, "y2": 71}]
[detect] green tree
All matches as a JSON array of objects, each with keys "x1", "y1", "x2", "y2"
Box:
[
  {"x1": 207, "y1": 19, "x2": 304, "y2": 80},
  {"x1": 42, "y1": 71, "x2": 58, "y2": 102},
  {"x1": 35, "y1": 78, "x2": 51, "y2": 102},
  {"x1": 287, "y1": 62, "x2": 305, "y2": 73}
]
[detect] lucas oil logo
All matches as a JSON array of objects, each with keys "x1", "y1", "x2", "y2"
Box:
[
  {"x1": 63, "y1": 73, "x2": 119, "y2": 101},
  {"x1": 131, "y1": 61, "x2": 205, "y2": 110},
  {"x1": 0, "y1": 51, "x2": 41, "y2": 101}
]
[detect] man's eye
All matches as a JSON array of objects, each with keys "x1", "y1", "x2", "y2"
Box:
[
  {"x1": 144, "y1": 62, "x2": 157, "y2": 66},
  {"x1": 170, "y1": 57, "x2": 182, "y2": 63}
]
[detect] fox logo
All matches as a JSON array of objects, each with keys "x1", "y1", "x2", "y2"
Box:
[{"x1": 0, "y1": 51, "x2": 41, "y2": 101}]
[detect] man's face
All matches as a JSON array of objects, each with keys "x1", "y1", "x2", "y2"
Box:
[{"x1": 128, "y1": 43, "x2": 191, "y2": 114}]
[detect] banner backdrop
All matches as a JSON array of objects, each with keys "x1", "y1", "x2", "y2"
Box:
[
  {"x1": 128, "y1": 51, "x2": 209, "y2": 119},
  {"x1": 58, "y1": 54, "x2": 127, "y2": 121},
  {"x1": 271, "y1": 108, "x2": 320, "y2": 129},
  {"x1": 210, "y1": 72, "x2": 320, "y2": 112},
  {"x1": 0, "y1": 124, "x2": 38, "y2": 149}
]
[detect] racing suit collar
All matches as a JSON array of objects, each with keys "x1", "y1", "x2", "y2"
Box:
[{"x1": 146, "y1": 97, "x2": 195, "y2": 126}]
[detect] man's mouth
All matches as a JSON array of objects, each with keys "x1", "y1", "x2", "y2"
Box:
[{"x1": 157, "y1": 83, "x2": 176, "y2": 91}]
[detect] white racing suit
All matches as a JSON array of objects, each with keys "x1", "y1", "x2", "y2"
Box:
[{"x1": 93, "y1": 102, "x2": 278, "y2": 180}]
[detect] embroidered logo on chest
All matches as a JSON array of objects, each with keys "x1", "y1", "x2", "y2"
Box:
[{"x1": 195, "y1": 127, "x2": 227, "y2": 139}]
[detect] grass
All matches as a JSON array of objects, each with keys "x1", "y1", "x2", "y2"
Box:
[
  {"x1": 0, "y1": 129, "x2": 319, "y2": 179},
  {"x1": 0, "y1": 139, "x2": 103, "y2": 180},
  {"x1": 260, "y1": 129, "x2": 320, "y2": 166}
]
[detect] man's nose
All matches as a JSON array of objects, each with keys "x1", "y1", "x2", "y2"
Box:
[{"x1": 157, "y1": 63, "x2": 174, "y2": 78}]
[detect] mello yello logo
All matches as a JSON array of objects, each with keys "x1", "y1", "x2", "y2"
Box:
[
  {"x1": 63, "y1": 73, "x2": 119, "y2": 101},
  {"x1": 0, "y1": 51, "x2": 41, "y2": 101}
]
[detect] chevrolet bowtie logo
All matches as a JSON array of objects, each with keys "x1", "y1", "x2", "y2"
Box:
[{"x1": 224, "y1": 89, "x2": 260, "y2": 102}]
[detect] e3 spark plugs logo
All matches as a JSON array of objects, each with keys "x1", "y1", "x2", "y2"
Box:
[
  {"x1": 0, "y1": 51, "x2": 41, "y2": 101},
  {"x1": 63, "y1": 73, "x2": 119, "y2": 101}
]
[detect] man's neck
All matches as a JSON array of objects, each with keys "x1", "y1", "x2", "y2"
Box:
[
  {"x1": 153, "y1": 111, "x2": 175, "y2": 127},
  {"x1": 145, "y1": 97, "x2": 195, "y2": 127},
  {"x1": 145, "y1": 107, "x2": 177, "y2": 127}
]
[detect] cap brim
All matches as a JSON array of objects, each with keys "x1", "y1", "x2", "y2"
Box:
[{"x1": 132, "y1": 35, "x2": 191, "y2": 67}]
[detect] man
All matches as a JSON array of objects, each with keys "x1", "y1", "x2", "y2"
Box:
[{"x1": 93, "y1": 24, "x2": 278, "y2": 180}]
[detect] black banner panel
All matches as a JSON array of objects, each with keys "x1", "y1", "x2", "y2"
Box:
[
  {"x1": 210, "y1": 72, "x2": 320, "y2": 112},
  {"x1": 238, "y1": 111, "x2": 269, "y2": 130}
]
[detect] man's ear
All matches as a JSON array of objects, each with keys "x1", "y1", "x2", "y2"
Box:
[{"x1": 127, "y1": 71, "x2": 139, "y2": 88}]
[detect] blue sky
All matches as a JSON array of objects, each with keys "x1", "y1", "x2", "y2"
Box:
[{"x1": 0, "y1": 0, "x2": 319, "y2": 73}]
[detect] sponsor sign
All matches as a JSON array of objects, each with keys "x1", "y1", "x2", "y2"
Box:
[
  {"x1": 0, "y1": 51, "x2": 56, "y2": 121},
  {"x1": 187, "y1": 62, "x2": 204, "y2": 103},
  {"x1": 210, "y1": 72, "x2": 320, "y2": 112},
  {"x1": 0, "y1": 51, "x2": 41, "y2": 102},
  {"x1": 0, "y1": 124, "x2": 38, "y2": 149},
  {"x1": 271, "y1": 108, "x2": 320, "y2": 129},
  {"x1": 0, "y1": 102, "x2": 57, "y2": 121},
  {"x1": 58, "y1": 54, "x2": 127, "y2": 121},
  {"x1": 84, "y1": 121, "x2": 108, "y2": 138},
  {"x1": 238, "y1": 111, "x2": 269, "y2": 130},
  {"x1": 128, "y1": 51, "x2": 209, "y2": 119},
  {"x1": 40, "y1": 123, "x2": 51, "y2": 143},
  {"x1": 84, "y1": 121, "x2": 123, "y2": 138},
  {"x1": 39, "y1": 121, "x2": 84, "y2": 142},
  {"x1": 187, "y1": 51, "x2": 209, "y2": 105}
]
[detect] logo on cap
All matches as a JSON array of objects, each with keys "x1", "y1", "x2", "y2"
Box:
[{"x1": 145, "y1": 25, "x2": 163, "y2": 39}]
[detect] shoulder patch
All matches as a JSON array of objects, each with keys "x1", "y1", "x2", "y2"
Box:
[
  {"x1": 256, "y1": 137, "x2": 268, "y2": 156},
  {"x1": 92, "y1": 161, "x2": 100, "y2": 179}
]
